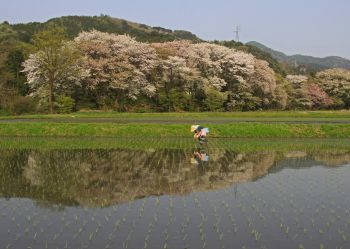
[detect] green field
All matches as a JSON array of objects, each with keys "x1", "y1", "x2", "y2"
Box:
[
  {"x1": 0, "y1": 122, "x2": 350, "y2": 138},
  {"x1": 0, "y1": 137, "x2": 349, "y2": 151},
  {"x1": 1, "y1": 111, "x2": 350, "y2": 139}
]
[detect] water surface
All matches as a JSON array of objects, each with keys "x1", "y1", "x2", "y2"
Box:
[{"x1": 1, "y1": 144, "x2": 350, "y2": 248}]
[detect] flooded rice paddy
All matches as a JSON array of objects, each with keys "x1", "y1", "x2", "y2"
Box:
[{"x1": 1, "y1": 139, "x2": 350, "y2": 249}]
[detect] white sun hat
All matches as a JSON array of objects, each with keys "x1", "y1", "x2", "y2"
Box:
[{"x1": 191, "y1": 125, "x2": 199, "y2": 132}]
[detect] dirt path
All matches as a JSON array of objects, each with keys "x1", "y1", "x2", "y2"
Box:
[{"x1": 1, "y1": 118, "x2": 350, "y2": 124}]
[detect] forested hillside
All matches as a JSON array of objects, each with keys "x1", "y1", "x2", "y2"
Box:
[
  {"x1": 9, "y1": 15, "x2": 201, "y2": 43},
  {"x1": 0, "y1": 15, "x2": 200, "y2": 114},
  {"x1": 247, "y1": 41, "x2": 350, "y2": 73},
  {"x1": 1, "y1": 16, "x2": 350, "y2": 115}
]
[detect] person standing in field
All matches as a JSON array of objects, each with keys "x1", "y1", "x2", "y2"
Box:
[{"x1": 191, "y1": 125, "x2": 209, "y2": 142}]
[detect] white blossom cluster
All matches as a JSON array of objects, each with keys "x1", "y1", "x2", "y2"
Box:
[
  {"x1": 316, "y1": 69, "x2": 350, "y2": 105},
  {"x1": 75, "y1": 31, "x2": 158, "y2": 100},
  {"x1": 153, "y1": 40, "x2": 278, "y2": 108},
  {"x1": 286, "y1": 75, "x2": 308, "y2": 86},
  {"x1": 22, "y1": 30, "x2": 281, "y2": 109},
  {"x1": 22, "y1": 44, "x2": 89, "y2": 100}
]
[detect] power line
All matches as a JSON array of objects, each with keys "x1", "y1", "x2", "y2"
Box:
[{"x1": 234, "y1": 25, "x2": 240, "y2": 42}]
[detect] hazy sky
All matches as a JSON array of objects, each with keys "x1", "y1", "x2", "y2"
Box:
[{"x1": 1, "y1": 0, "x2": 349, "y2": 59}]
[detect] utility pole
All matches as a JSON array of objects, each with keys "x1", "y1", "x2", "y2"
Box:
[{"x1": 234, "y1": 26, "x2": 240, "y2": 42}]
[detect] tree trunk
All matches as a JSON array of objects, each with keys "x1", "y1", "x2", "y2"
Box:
[
  {"x1": 16, "y1": 66, "x2": 19, "y2": 90},
  {"x1": 115, "y1": 91, "x2": 121, "y2": 111},
  {"x1": 167, "y1": 69, "x2": 173, "y2": 112},
  {"x1": 49, "y1": 82, "x2": 53, "y2": 114}
]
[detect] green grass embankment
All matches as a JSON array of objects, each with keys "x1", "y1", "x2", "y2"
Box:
[{"x1": 0, "y1": 137, "x2": 349, "y2": 151}]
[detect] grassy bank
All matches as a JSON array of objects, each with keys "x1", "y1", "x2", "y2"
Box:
[
  {"x1": 1, "y1": 122, "x2": 350, "y2": 138},
  {"x1": 0, "y1": 137, "x2": 349, "y2": 151}
]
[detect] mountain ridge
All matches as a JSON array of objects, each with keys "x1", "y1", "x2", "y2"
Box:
[
  {"x1": 3, "y1": 15, "x2": 201, "y2": 43},
  {"x1": 247, "y1": 41, "x2": 350, "y2": 72}
]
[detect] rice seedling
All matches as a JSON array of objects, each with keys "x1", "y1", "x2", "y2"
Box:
[
  {"x1": 251, "y1": 229, "x2": 261, "y2": 241},
  {"x1": 285, "y1": 226, "x2": 290, "y2": 235},
  {"x1": 338, "y1": 229, "x2": 347, "y2": 241},
  {"x1": 122, "y1": 242, "x2": 128, "y2": 249},
  {"x1": 53, "y1": 233, "x2": 59, "y2": 241}
]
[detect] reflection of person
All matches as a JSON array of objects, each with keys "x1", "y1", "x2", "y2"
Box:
[
  {"x1": 191, "y1": 125, "x2": 209, "y2": 142},
  {"x1": 191, "y1": 148, "x2": 209, "y2": 164}
]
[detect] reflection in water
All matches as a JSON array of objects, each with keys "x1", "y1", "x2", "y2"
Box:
[
  {"x1": 0, "y1": 148, "x2": 270, "y2": 207},
  {"x1": 1, "y1": 148, "x2": 349, "y2": 207},
  {"x1": 191, "y1": 148, "x2": 209, "y2": 164},
  {"x1": 192, "y1": 130, "x2": 209, "y2": 164},
  {"x1": 0, "y1": 148, "x2": 350, "y2": 249}
]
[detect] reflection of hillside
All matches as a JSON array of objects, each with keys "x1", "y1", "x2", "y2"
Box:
[
  {"x1": 0, "y1": 149, "x2": 349, "y2": 207},
  {"x1": 20, "y1": 150, "x2": 278, "y2": 207},
  {"x1": 270, "y1": 151, "x2": 350, "y2": 174},
  {"x1": 313, "y1": 152, "x2": 350, "y2": 166}
]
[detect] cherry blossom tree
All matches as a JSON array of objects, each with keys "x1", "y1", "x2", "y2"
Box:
[
  {"x1": 285, "y1": 75, "x2": 312, "y2": 109},
  {"x1": 284, "y1": 74, "x2": 333, "y2": 109},
  {"x1": 74, "y1": 30, "x2": 158, "y2": 109},
  {"x1": 23, "y1": 29, "x2": 297, "y2": 112},
  {"x1": 153, "y1": 41, "x2": 279, "y2": 110},
  {"x1": 316, "y1": 69, "x2": 350, "y2": 108},
  {"x1": 22, "y1": 33, "x2": 88, "y2": 113},
  {"x1": 306, "y1": 83, "x2": 333, "y2": 108}
]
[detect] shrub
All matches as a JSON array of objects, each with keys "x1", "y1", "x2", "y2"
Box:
[
  {"x1": 8, "y1": 96, "x2": 37, "y2": 115},
  {"x1": 0, "y1": 109, "x2": 11, "y2": 116},
  {"x1": 204, "y1": 89, "x2": 226, "y2": 111},
  {"x1": 57, "y1": 96, "x2": 75, "y2": 114}
]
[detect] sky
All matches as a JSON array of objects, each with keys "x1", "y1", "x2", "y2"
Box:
[{"x1": 1, "y1": 0, "x2": 349, "y2": 59}]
